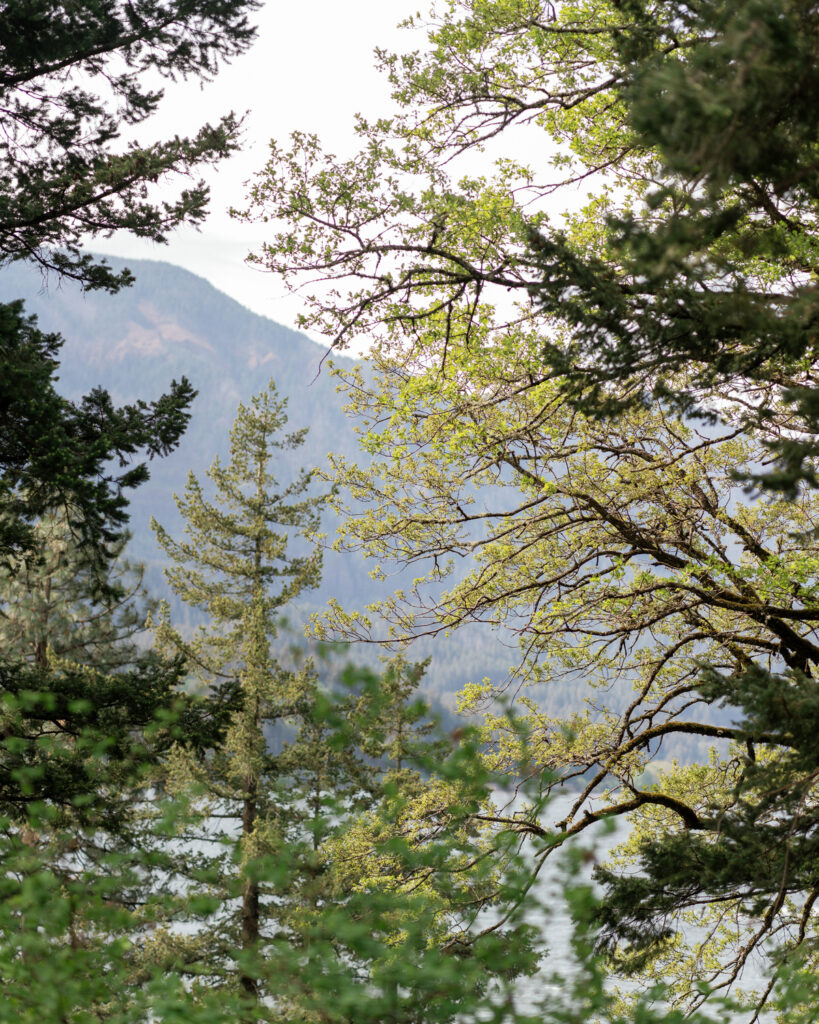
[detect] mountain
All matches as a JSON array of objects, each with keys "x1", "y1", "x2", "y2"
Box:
[
  {"x1": 0, "y1": 258, "x2": 351, "y2": 542},
  {"x1": 0, "y1": 256, "x2": 526, "y2": 714}
]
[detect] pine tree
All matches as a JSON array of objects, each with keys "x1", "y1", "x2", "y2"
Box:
[
  {"x1": 0, "y1": 3, "x2": 265, "y2": 1013},
  {"x1": 528, "y1": 0, "x2": 819, "y2": 496},
  {"x1": 0, "y1": 492, "x2": 236, "y2": 843},
  {"x1": 373, "y1": 655, "x2": 449, "y2": 779},
  {"x1": 0, "y1": 302, "x2": 195, "y2": 572},
  {"x1": 0, "y1": 0, "x2": 263, "y2": 567}
]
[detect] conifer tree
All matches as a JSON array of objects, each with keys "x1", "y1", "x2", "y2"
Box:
[
  {"x1": 0, "y1": 301, "x2": 195, "y2": 572},
  {"x1": 0, "y1": 3, "x2": 265, "y2": 1012},
  {"x1": 0, "y1": 0, "x2": 260, "y2": 291},
  {"x1": 527, "y1": 0, "x2": 819, "y2": 496},
  {"x1": 374, "y1": 654, "x2": 449, "y2": 780},
  {"x1": 1, "y1": 0, "x2": 263, "y2": 564},
  {"x1": 151, "y1": 381, "x2": 345, "y2": 1005},
  {"x1": 0, "y1": 511, "x2": 151, "y2": 672},
  {"x1": 0, "y1": 502, "x2": 241, "y2": 1022},
  {"x1": 0, "y1": 503, "x2": 225, "y2": 827}
]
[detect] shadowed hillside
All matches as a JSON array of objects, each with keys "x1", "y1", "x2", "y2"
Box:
[{"x1": 1, "y1": 256, "x2": 724, "y2": 759}]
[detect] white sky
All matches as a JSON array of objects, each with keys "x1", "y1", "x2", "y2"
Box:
[{"x1": 92, "y1": 1, "x2": 422, "y2": 342}]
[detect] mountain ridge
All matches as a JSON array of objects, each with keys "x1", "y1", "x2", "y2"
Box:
[{"x1": 1, "y1": 255, "x2": 528, "y2": 713}]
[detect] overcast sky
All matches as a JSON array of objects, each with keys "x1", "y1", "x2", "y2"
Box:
[{"x1": 92, "y1": 1, "x2": 421, "y2": 343}]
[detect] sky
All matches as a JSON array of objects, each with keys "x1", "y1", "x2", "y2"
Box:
[{"x1": 92, "y1": 1, "x2": 423, "y2": 344}]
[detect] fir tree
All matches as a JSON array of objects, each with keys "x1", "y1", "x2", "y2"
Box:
[
  {"x1": 528, "y1": 0, "x2": 819, "y2": 496},
  {"x1": 0, "y1": 511, "x2": 152, "y2": 672},
  {"x1": 0, "y1": 501, "x2": 241, "y2": 1023},
  {"x1": 0, "y1": 0, "x2": 260, "y2": 291},
  {"x1": 0, "y1": 499, "x2": 229, "y2": 828},
  {"x1": 0, "y1": 0, "x2": 261, "y2": 566},
  {"x1": 0, "y1": 301, "x2": 195, "y2": 572},
  {"x1": 151, "y1": 381, "x2": 341, "y2": 1005}
]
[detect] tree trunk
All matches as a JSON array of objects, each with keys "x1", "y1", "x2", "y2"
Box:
[{"x1": 239, "y1": 783, "x2": 260, "y2": 999}]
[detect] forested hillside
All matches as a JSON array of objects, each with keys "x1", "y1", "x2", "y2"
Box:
[
  {"x1": 3, "y1": 1, "x2": 819, "y2": 1022},
  {"x1": 0, "y1": 257, "x2": 526, "y2": 713},
  {"x1": 0, "y1": 257, "x2": 357, "y2": 572}
]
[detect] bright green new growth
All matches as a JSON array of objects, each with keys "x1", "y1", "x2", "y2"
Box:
[
  {"x1": 236, "y1": 0, "x2": 819, "y2": 1015},
  {"x1": 151, "y1": 381, "x2": 329, "y2": 1003},
  {"x1": 146, "y1": 382, "x2": 535, "y2": 1020},
  {"x1": 3, "y1": 386, "x2": 813, "y2": 1023},
  {"x1": 6, "y1": 0, "x2": 819, "y2": 1020}
]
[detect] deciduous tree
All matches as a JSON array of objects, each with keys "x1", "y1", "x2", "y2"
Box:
[{"x1": 237, "y1": 0, "x2": 819, "y2": 1012}]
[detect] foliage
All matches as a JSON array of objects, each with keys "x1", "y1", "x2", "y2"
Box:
[
  {"x1": 147, "y1": 383, "x2": 549, "y2": 1020},
  {"x1": 0, "y1": 793, "x2": 248, "y2": 1024},
  {"x1": 0, "y1": 597, "x2": 233, "y2": 1024},
  {"x1": 526, "y1": 0, "x2": 819, "y2": 494},
  {"x1": 319, "y1": 321, "x2": 819, "y2": 1014},
  {"x1": 0, "y1": 0, "x2": 258, "y2": 907},
  {"x1": 0, "y1": 485, "x2": 238, "y2": 1022},
  {"x1": 0, "y1": 511, "x2": 153, "y2": 672},
  {"x1": 150, "y1": 382, "x2": 342, "y2": 1004},
  {"x1": 0, "y1": 689, "x2": 772, "y2": 1024},
  {"x1": 0, "y1": 306, "x2": 202, "y2": 887},
  {"x1": 5, "y1": 0, "x2": 819, "y2": 1018},
  {"x1": 0, "y1": 301, "x2": 195, "y2": 567},
  {"x1": 0, "y1": 0, "x2": 261, "y2": 566},
  {"x1": 238, "y1": 0, "x2": 819, "y2": 1014},
  {"x1": 0, "y1": 0, "x2": 260, "y2": 292},
  {"x1": 0, "y1": 499, "x2": 230, "y2": 859}
]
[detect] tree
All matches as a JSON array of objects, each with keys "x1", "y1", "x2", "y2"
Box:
[
  {"x1": 0, "y1": 0, "x2": 262, "y2": 567},
  {"x1": 526, "y1": 0, "x2": 819, "y2": 495},
  {"x1": 150, "y1": 382, "x2": 335, "y2": 1006},
  {"x1": 0, "y1": 840, "x2": 244, "y2": 1024},
  {"x1": 0, "y1": 413, "x2": 800, "y2": 1024},
  {"x1": 148, "y1": 384, "x2": 536, "y2": 1021},
  {"x1": 519, "y1": 0, "x2": 819, "y2": 1011},
  {"x1": 0, "y1": 502, "x2": 224, "y2": 813},
  {"x1": 0, "y1": 0, "x2": 261, "y2": 816},
  {"x1": 0, "y1": 493, "x2": 233, "y2": 829},
  {"x1": 374, "y1": 654, "x2": 447, "y2": 777},
  {"x1": 236, "y1": 0, "x2": 819, "y2": 1013},
  {"x1": 0, "y1": 299, "x2": 208, "y2": 832},
  {"x1": 0, "y1": 301, "x2": 195, "y2": 570},
  {"x1": 0, "y1": 511, "x2": 153, "y2": 672},
  {"x1": 0, "y1": 0, "x2": 260, "y2": 292},
  {"x1": 318, "y1": 336, "x2": 819, "y2": 1014},
  {"x1": 0, "y1": 3, "x2": 269, "y2": 1014},
  {"x1": 0, "y1": 499, "x2": 244, "y2": 1024}
]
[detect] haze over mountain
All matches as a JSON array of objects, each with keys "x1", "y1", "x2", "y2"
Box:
[
  {"x1": 0, "y1": 257, "x2": 354, "y2": 566},
  {"x1": 1, "y1": 256, "x2": 521, "y2": 712}
]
